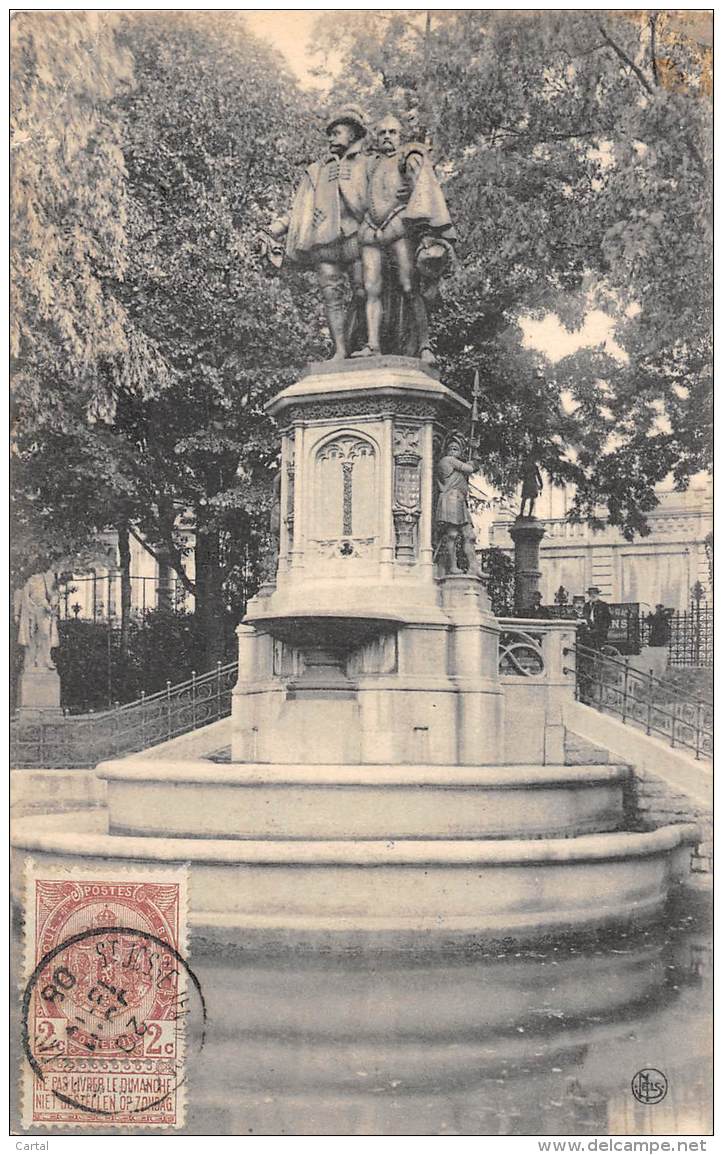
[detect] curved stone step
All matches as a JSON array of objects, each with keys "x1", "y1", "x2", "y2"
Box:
[
  {"x1": 96, "y1": 759, "x2": 630, "y2": 841},
  {"x1": 11, "y1": 817, "x2": 697, "y2": 946}
]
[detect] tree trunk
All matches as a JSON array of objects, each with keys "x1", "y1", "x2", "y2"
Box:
[
  {"x1": 117, "y1": 520, "x2": 132, "y2": 658},
  {"x1": 156, "y1": 546, "x2": 175, "y2": 612},
  {"x1": 195, "y1": 527, "x2": 227, "y2": 670}
]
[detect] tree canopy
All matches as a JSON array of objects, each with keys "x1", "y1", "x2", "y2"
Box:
[
  {"x1": 11, "y1": 10, "x2": 712, "y2": 642},
  {"x1": 312, "y1": 10, "x2": 712, "y2": 536},
  {"x1": 11, "y1": 12, "x2": 323, "y2": 659}
]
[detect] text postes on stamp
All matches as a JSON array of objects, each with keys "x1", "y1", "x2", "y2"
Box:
[{"x1": 21, "y1": 862, "x2": 201, "y2": 1130}]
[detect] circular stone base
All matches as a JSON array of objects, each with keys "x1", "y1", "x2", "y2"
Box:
[
  {"x1": 97, "y1": 760, "x2": 630, "y2": 841},
  {"x1": 11, "y1": 816, "x2": 697, "y2": 948}
]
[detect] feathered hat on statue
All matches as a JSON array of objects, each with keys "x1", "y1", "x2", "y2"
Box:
[{"x1": 325, "y1": 103, "x2": 367, "y2": 141}]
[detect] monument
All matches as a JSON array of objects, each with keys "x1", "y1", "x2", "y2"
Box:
[
  {"x1": 511, "y1": 448, "x2": 546, "y2": 615},
  {"x1": 259, "y1": 106, "x2": 455, "y2": 363},
  {"x1": 11, "y1": 104, "x2": 697, "y2": 951},
  {"x1": 258, "y1": 104, "x2": 369, "y2": 361},
  {"x1": 353, "y1": 113, "x2": 455, "y2": 363},
  {"x1": 235, "y1": 354, "x2": 502, "y2": 767},
  {"x1": 14, "y1": 569, "x2": 62, "y2": 715},
  {"x1": 240, "y1": 104, "x2": 500, "y2": 765}
]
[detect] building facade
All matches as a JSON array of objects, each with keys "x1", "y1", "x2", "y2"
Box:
[
  {"x1": 484, "y1": 473, "x2": 712, "y2": 612},
  {"x1": 59, "y1": 526, "x2": 196, "y2": 621}
]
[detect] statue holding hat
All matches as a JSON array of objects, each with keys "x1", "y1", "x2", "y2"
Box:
[
  {"x1": 259, "y1": 105, "x2": 369, "y2": 360},
  {"x1": 260, "y1": 105, "x2": 456, "y2": 364},
  {"x1": 353, "y1": 114, "x2": 456, "y2": 366}
]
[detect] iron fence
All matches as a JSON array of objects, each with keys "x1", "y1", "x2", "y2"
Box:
[
  {"x1": 564, "y1": 642, "x2": 712, "y2": 761},
  {"x1": 666, "y1": 603, "x2": 713, "y2": 669},
  {"x1": 57, "y1": 574, "x2": 191, "y2": 621},
  {"x1": 11, "y1": 660, "x2": 239, "y2": 769}
]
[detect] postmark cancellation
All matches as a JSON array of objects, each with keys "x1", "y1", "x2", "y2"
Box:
[{"x1": 21, "y1": 860, "x2": 195, "y2": 1130}]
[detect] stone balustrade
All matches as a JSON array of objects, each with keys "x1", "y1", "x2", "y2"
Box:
[{"x1": 497, "y1": 618, "x2": 577, "y2": 764}]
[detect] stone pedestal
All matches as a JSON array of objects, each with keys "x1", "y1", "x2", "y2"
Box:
[
  {"x1": 17, "y1": 668, "x2": 62, "y2": 717},
  {"x1": 9, "y1": 357, "x2": 702, "y2": 953},
  {"x1": 509, "y1": 516, "x2": 546, "y2": 613},
  {"x1": 232, "y1": 357, "x2": 504, "y2": 766}
]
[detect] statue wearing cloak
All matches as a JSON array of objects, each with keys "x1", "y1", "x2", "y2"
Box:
[
  {"x1": 260, "y1": 106, "x2": 369, "y2": 360},
  {"x1": 15, "y1": 570, "x2": 60, "y2": 671}
]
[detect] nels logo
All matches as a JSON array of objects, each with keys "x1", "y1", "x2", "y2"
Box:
[{"x1": 631, "y1": 1068, "x2": 668, "y2": 1105}]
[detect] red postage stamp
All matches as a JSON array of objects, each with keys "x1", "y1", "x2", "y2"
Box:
[{"x1": 21, "y1": 861, "x2": 194, "y2": 1130}]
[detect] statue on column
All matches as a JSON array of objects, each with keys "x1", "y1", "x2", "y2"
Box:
[
  {"x1": 15, "y1": 569, "x2": 60, "y2": 671},
  {"x1": 354, "y1": 115, "x2": 456, "y2": 365},
  {"x1": 519, "y1": 451, "x2": 544, "y2": 518},
  {"x1": 435, "y1": 432, "x2": 481, "y2": 576},
  {"x1": 258, "y1": 105, "x2": 369, "y2": 361}
]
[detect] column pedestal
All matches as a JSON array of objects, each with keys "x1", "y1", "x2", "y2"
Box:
[
  {"x1": 17, "y1": 668, "x2": 62, "y2": 718},
  {"x1": 509, "y1": 517, "x2": 546, "y2": 614}
]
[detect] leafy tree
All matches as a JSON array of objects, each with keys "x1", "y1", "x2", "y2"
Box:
[
  {"x1": 12, "y1": 12, "x2": 324, "y2": 667},
  {"x1": 10, "y1": 12, "x2": 168, "y2": 421},
  {"x1": 106, "y1": 12, "x2": 322, "y2": 663},
  {"x1": 10, "y1": 10, "x2": 165, "y2": 613},
  {"x1": 479, "y1": 547, "x2": 514, "y2": 615},
  {"x1": 312, "y1": 10, "x2": 711, "y2": 537}
]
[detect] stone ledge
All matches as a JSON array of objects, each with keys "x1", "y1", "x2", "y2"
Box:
[
  {"x1": 302, "y1": 354, "x2": 440, "y2": 379},
  {"x1": 96, "y1": 759, "x2": 629, "y2": 788},
  {"x1": 11, "y1": 819, "x2": 698, "y2": 866}
]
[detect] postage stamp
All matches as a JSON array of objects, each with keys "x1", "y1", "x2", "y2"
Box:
[{"x1": 21, "y1": 861, "x2": 200, "y2": 1130}]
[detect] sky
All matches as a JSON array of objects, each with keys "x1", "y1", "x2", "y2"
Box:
[
  {"x1": 244, "y1": 11, "x2": 337, "y2": 88},
  {"x1": 519, "y1": 309, "x2": 627, "y2": 364}
]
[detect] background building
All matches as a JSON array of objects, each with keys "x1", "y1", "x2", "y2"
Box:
[
  {"x1": 58, "y1": 524, "x2": 196, "y2": 621},
  {"x1": 478, "y1": 473, "x2": 712, "y2": 611}
]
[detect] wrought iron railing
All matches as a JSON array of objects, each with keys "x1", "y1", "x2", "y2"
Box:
[
  {"x1": 564, "y1": 643, "x2": 712, "y2": 761},
  {"x1": 11, "y1": 660, "x2": 239, "y2": 769},
  {"x1": 498, "y1": 628, "x2": 546, "y2": 676}
]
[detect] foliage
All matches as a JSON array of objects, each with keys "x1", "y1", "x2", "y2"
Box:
[
  {"x1": 478, "y1": 547, "x2": 514, "y2": 615},
  {"x1": 312, "y1": 11, "x2": 712, "y2": 537},
  {"x1": 10, "y1": 11, "x2": 163, "y2": 592},
  {"x1": 10, "y1": 12, "x2": 168, "y2": 421},
  {"x1": 11, "y1": 12, "x2": 324, "y2": 662},
  {"x1": 46, "y1": 609, "x2": 237, "y2": 714}
]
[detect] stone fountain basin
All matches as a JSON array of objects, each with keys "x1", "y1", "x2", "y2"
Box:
[
  {"x1": 11, "y1": 810, "x2": 697, "y2": 948},
  {"x1": 242, "y1": 613, "x2": 400, "y2": 649},
  {"x1": 95, "y1": 760, "x2": 630, "y2": 841}
]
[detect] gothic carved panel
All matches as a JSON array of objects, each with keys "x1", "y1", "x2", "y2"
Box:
[
  {"x1": 315, "y1": 537, "x2": 376, "y2": 560},
  {"x1": 314, "y1": 436, "x2": 377, "y2": 544},
  {"x1": 393, "y1": 425, "x2": 421, "y2": 455},
  {"x1": 287, "y1": 398, "x2": 440, "y2": 424},
  {"x1": 393, "y1": 425, "x2": 422, "y2": 559}
]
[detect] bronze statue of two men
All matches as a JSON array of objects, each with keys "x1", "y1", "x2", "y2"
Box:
[{"x1": 260, "y1": 105, "x2": 456, "y2": 364}]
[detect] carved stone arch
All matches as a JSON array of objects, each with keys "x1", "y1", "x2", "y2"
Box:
[
  {"x1": 312, "y1": 430, "x2": 378, "y2": 547},
  {"x1": 312, "y1": 427, "x2": 380, "y2": 462}
]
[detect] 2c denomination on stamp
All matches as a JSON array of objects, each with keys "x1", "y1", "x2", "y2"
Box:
[{"x1": 21, "y1": 861, "x2": 203, "y2": 1130}]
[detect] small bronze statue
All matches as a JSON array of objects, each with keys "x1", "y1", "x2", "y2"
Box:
[
  {"x1": 353, "y1": 114, "x2": 455, "y2": 364},
  {"x1": 15, "y1": 569, "x2": 60, "y2": 671},
  {"x1": 259, "y1": 105, "x2": 369, "y2": 361},
  {"x1": 435, "y1": 432, "x2": 481, "y2": 576},
  {"x1": 519, "y1": 452, "x2": 544, "y2": 518}
]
